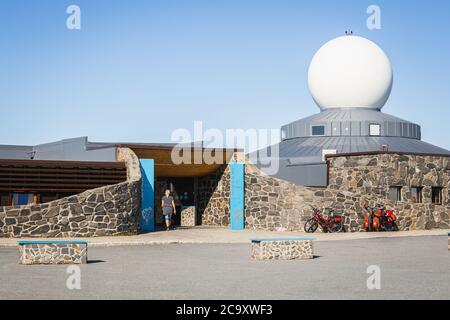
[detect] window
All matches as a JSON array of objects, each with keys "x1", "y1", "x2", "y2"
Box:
[
  {"x1": 369, "y1": 123, "x2": 381, "y2": 136},
  {"x1": 12, "y1": 193, "x2": 36, "y2": 206},
  {"x1": 311, "y1": 125, "x2": 325, "y2": 136},
  {"x1": 281, "y1": 128, "x2": 287, "y2": 140},
  {"x1": 431, "y1": 187, "x2": 443, "y2": 205},
  {"x1": 411, "y1": 187, "x2": 423, "y2": 203},
  {"x1": 388, "y1": 186, "x2": 402, "y2": 202}
]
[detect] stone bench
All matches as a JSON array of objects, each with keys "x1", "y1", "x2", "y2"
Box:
[
  {"x1": 180, "y1": 206, "x2": 196, "y2": 227},
  {"x1": 18, "y1": 240, "x2": 88, "y2": 265},
  {"x1": 251, "y1": 238, "x2": 315, "y2": 261}
]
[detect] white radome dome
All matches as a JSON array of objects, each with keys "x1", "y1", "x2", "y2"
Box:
[{"x1": 308, "y1": 35, "x2": 393, "y2": 111}]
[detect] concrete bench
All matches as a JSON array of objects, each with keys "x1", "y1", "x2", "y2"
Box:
[
  {"x1": 180, "y1": 206, "x2": 196, "y2": 227},
  {"x1": 251, "y1": 238, "x2": 315, "y2": 260},
  {"x1": 18, "y1": 240, "x2": 88, "y2": 265}
]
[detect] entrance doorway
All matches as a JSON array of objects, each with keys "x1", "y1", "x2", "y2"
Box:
[{"x1": 154, "y1": 177, "x2": 196, "y2": 227}]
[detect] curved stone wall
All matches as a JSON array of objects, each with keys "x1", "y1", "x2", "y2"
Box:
[
  {"x1": 245, "y1": 163, "x2": 342, "y2": 231},
  {"x1": 0, "y1": 148, "x2": 141, "y2": 238}
]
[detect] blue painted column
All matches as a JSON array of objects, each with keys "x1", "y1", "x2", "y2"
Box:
[
  {"x1": 140, "y1": 159, "x2": 155, "y2": 233},
  {"x1": 230, "y1": 162, "x2": 245, "y2": 230}
]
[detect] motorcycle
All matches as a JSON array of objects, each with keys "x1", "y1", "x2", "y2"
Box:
[
  {"x1": 304, "y1": 206, "x2": 345, "y2": 233},
  {"x1": 362, "y1": 205, "x2": 398, "y2": 232}
]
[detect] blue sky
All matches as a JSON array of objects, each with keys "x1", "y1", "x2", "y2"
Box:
[{"x1": 0, "y1": 0, "x2": 449, "y2": 149}]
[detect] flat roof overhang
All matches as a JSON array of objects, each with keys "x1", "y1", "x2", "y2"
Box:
[
  {"x1": 117, "y1": 144, "x2": 242, "y2": 178},
  {"x1": 0, "y1": 159, "x2": 127, "y2": 193}
]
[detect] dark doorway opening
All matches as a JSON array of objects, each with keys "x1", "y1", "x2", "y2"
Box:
[{"x1": 155, "y1": 177, "x2": 196, "y2": 227}]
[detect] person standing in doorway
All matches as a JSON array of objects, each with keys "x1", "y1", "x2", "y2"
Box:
[{"x1": 161, "y1": 189, "x2": 176, "y2": 231}]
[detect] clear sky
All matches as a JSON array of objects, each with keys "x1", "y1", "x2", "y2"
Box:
[{"x1": 0, "y1": 0, "x2": 449, "y2": 150}]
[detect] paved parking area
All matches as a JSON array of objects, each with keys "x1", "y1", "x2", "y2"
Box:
[{"x1": 0, "y1": 236, "x2": 449, "y2": 300}]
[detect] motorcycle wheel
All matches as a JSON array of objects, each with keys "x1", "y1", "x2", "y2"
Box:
[
  {"x1": 328, "y1": 221, "x2": 344, "y2": 233},
  {"x1": 384, "y1": 222, "x2": 398, "y2": 232},
  {"x1": 304, "y1": 219, "x2": 319, "y2": 233}
]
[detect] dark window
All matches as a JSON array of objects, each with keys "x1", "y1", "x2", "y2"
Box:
[
  {"x1": 40, "y1": 193, "x2": 60, "y2": 204},
  {"x1": 311, "y1": 125, "x2": 325, "y2": 136},
  {"x1": 0, "y1": 193, "x2": 11, "y2": 206},
  {"x1": 12, "y1": 193, "x2": 35, "y2": 206},
  {"x1": 411, "y1": 187, "x2": 423, "y2": 203},
  {"x1": 431, "y1": 187, "x2": 443, "y2": 205},
  {"x1": 388, "y1": 186, "x2": 402, "y2": 202}
]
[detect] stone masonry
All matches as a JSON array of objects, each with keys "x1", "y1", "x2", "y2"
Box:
[
  {"x1": 327, "y1": 153, "x2": 449, "y2": 231},
  {"x1": 19, "y1": 242, "x2": 88, "y2": 264},
  {"x1": 251, "y1": 239, "x2": 314, "y2": 260},
  {"x1": 245, "y1": 153, "x2": 449, "y2": 232},
  {"x1": 197, "y1": 164, "x2": 230, "y2": 226},
  {"x1": 181, "y1": 206, "x2": 196, "y2": 227},
  {"x1": 0, "y1": 148, "x2": 141, "y2": 238}
]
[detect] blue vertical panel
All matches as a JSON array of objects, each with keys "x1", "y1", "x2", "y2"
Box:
[
  {"x1": 230, "y1": 163, "x2": 245, "y2": 230},
  {"x1": 140, "y1": 159, "x2": 155, "y2": 233}
]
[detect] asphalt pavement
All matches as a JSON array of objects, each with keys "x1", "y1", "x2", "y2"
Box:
[{"x1": 0, "y1": 235, "x2": 448, "y2": 299}]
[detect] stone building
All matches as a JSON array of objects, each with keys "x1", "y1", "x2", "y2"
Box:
[
  {"x1": 0, "y1": 34, "x2": 448, "y2": 237},
  {"x1": 247, "y1": 34, "x2": 449, "y2": 231},
  {"x1": 0, "y1": 142, "x2": 238, "y2": 237}
]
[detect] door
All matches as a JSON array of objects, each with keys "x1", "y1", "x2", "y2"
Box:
[
  {"x1": 230, "y1": 163, "x2": 244, "y2": 230},
  {"x1": 140, "y1": 159, "x2": 155, "y2": 232}
]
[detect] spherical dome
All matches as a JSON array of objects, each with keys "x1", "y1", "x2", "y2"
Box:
[{"x1": 308, "y1": 35, "x2": 393, "y2": 111}]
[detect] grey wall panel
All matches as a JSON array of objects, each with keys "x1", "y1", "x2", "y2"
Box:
[
  {"x1": 342, "y1": 121, "x2": 351, "y2": 136},
  {"x1": 33, "y1": 137, "x2": 116, "y2": 162},
  {"x1": 262, "y1": 161, "x2": 328, "y2": 187},
  {"x1": 281, "y1": 109, "x2": 422, "y2": 140},
  {"x1": 351, "y1": 121, "x2": 360, "y2": 136},
  {"x1": 387, "y1": 121, "x2": 395, "y2": 136},
  {"x1": 332, "y1": 122, "x2": 341, "y2": 136}
]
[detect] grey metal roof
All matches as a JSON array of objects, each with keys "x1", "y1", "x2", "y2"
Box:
[
  {"x1": 0, "y1": 144, "x2": 33, "y2": 160},
  {"x1": 253, "y1": 136, "x2": 450, "y2": 166},
  {"x1": 0, "y1": 137, "x2": 240, "y2": 162},
  {"x1": 0, "y1": 137, "x2": 116, "y2": 162},
  {"x1": 250, "y1": 135, "x2": 449, "y2": 187}
]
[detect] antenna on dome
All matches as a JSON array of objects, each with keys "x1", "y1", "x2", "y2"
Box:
[{"x1": 345, "y1": 30, "x2": 353, "y2": 35}]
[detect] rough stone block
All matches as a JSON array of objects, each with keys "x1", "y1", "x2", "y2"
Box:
[
  {"x1": 251, "y1": 238, "x2": 314, "y2": 260},
  {"x1": 18, "y1": 241, "x2": 88, "y2": 265},
  {"x1": 181, "y1": 206, "x2": 196, "y2": 227}
]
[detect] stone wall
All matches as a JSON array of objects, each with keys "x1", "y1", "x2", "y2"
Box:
[
  {"x1": 251, "y1": 239, "x2": 314, "y2": 260},
  {"x1": 19, "y1": 242, "x2": 88, "y2": 265},
  {"x1": 245, "y1": 153, "x2": 449, "y2": 232},
  {"x1": 327, "y1": 153, "x2": 449, "y2": 231},
  {"x1": 0, "y1": 148, "x2": 141, "y2": 238},
  {"x1": 198, "y1": 164, "x2": 230, "y2": 226},
  {"x1": 245, "y1": 164, "x2": 334, "y2": 231}
]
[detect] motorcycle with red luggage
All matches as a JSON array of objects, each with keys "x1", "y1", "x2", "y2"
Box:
[
  {"x1": 304, "y1": 205, "x2": 345, "y2": 233},
  {"x1": 362, "y1": 204, "x2": 398, "y2": 232}
]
